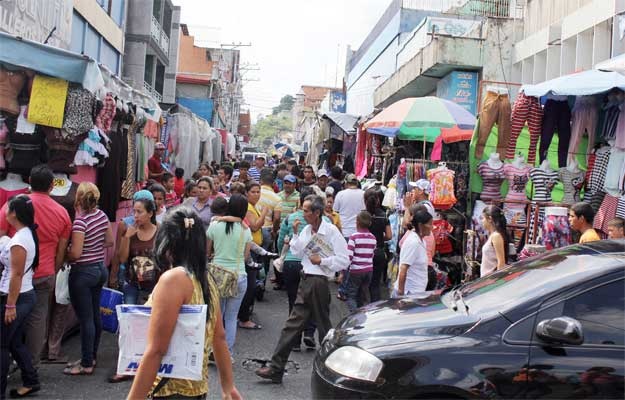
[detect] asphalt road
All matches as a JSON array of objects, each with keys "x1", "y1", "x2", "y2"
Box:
[{"x1": 8, "y1": 279, "x2": 351, "y2": 400}]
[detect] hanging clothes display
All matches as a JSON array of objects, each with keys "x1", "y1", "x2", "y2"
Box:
[
  {"x1": 593, "y1": 194, "x2": 620, "y2": 234},
  {"x1": 62, "y1": 84, "x2": 96, "y2": 136},
  {"x1": 475, "y1": 90, "x2": 511, "y2": 159},
  {"x1": 507, "y1": 92, "x2": 543, "y2": 163},
  {"x1": 530, "y1": 167, "x2": 559, "y2": 202},
  {"x1": 7, "y1": 128, "x2": 45, "y2": 176},
  {"x1": 43, "y1": 127, "x2": 87, "y2": 175},
  {"x1": 604, "y1": 147, "x2": 625, "y2": 197},
  {"x1": 568, "y1": 96, "x2": 598, "y2": 165},
  {"x1": 503, "y1": 162, "x2": 530, "y2": 224},
  {"x1": 0, "y1": 67, "x2": 26, "y2": 116},
  {"x1": 427, "y1": 165, "x2": 456, "y2": 210},
  {"x1": 541, "y1": 207, "x2": 572, "y2": 250},
  {"x1": 432, "y1": 219, "x2": 454, "y2": 254},
  {"x1": 585, "y1": 145, "x2": 612, "y2": 208},
  {"x1": 539, "y1": 98, "x2": 571, "y2": 168},
  {"x1": 600, "y1": 91, "x2": 622, "y2": 142}
]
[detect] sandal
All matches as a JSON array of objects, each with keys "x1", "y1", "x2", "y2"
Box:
[
  {"x1": 66, "y1": 359, "x2": 96, "y2": 368},
  {"x1": 238, "y1": 322, "x2": 262, "y2": 330},
  {"x1": 63, "y1": 365, "x2": 94, "y2": 375},
  {"x1": 108, "y1": 374, "x2": 133, "y2": 383},
  {"x1": 9, "y1": 385, "x2": 40, "y2": 398}
]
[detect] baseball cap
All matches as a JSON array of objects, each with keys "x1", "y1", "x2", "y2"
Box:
[
  {"x1": 155, "y1": 142, "x2": 166, "y2": 150},
  {"x1": 409, "y1": 179, "x2": 431, "y2": 193},
  {"x1": 133, "y1": 190, "x2": 155, "y2": 202},
  {"x1": 344, "y1": 173, "x2": 358, "y2": 183},
  {"x1": 317, "y1": 168, "x2": 328, "y2": 178},
  {"x1": 256, "y1": 155, "x2": 266, "y2": 160},
  {"x1": 284, "y1": 174, "x2": 297, "y2": 183}
]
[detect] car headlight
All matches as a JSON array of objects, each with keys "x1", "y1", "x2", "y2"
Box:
[{"x1": 324, "y1": 346, "x2": 383, "y2": 382}]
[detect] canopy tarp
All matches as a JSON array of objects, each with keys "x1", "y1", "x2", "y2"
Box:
[
  {"x1": 521, "y1": 69, "x2": 625, "y2": 97},
  {"x1": 596, "y1": 53, "x2": 625, "y2": 75},
  {"x1": 322, "y1": 112, "x2": 358, "y2": 135},
  {"x1": 0, "y1": 31, "x2": 104, "y2": 92}
]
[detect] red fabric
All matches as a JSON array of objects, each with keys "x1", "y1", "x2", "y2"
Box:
[
  {"x1": 432, "y1": 219, "x2": 454, "y2": 254},
  {"x1": 95, "y1": 93, "x2": 116, "y2": 131},
  {"x1": 165, "y1": 191, "x2": 178, "y2": 209},
  {"x1": 70, "y1": 166, "x2": 97, "y2": 184},
  {"x1": 355, "y1": 125, "x2": 368, "y2": 179},
  {"x1": 0, "y1": 187, "x2": 29, "y2": 209},
  {"x1": 173, "y1": 177, "x2": 185, "y2": 198},
  {"x1": 0, "y1": 192, "x2": 72, "y2": 278},
  {"x1": 585, "y1": 153, "x2": 596, "y2": 192},
  {"x1": 431, "y1": 136, "x2": 443, "y2": 161},
  {"x1": 507, "y1": 93, "x2": 543, "y2": 164}
]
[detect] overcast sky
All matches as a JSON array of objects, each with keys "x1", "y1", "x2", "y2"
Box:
[{"x1": 172, "y1": 0, "x2": 392, "y2": 121}]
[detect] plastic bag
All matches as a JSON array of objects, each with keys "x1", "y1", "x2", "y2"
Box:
[{"x1": 55, "y1": 264, "x2": 71, "y2": 305}]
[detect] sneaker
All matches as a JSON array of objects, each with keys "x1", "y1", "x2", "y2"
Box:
[
  {"x1": 255, "y1": 366, "x2": 284, "y2": 383},
  {"x1": 303, "y1": 336, "x2": 316, "y2": 350}
]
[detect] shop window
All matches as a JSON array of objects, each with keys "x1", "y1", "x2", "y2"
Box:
[
  {"x1": 110, "y1": 0, "x2": 125, "y2": 27},
  {"x1": 70, "y1": 12, "x2": 86, "y2": 54}
]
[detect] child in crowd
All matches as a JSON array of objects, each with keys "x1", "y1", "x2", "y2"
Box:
[
  {"x1": 344, "y1": 211, "x2": 376, "y2": 312},
  {"x1": 162, "y1": 172, "x2": 178, "y2": 209},
  {"x1": 147, "y1": 183, "x2": 167, "y2": 224},
  {"x1": 607, "y1": 217, "x2": 625, "y2": 239},
  {"x1": 173, "y1": 168, "x2": 185, "y2": 198}
]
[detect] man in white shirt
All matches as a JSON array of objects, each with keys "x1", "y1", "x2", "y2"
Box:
[
  {"x1": 333, "y1": 174, "x2": 365, "y2": 240},
  {"x1": 256, "y1": 195, "x2": 349, "y2": 383}
]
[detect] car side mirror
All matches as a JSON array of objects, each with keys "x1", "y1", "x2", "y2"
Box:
[{"x1": 536, "y1": 316, "x2": 584, "y2": 345}]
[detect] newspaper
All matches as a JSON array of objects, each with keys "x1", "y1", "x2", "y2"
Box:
[{"x1": 304, "y1": 234, "x2": 334, "y2": 275}]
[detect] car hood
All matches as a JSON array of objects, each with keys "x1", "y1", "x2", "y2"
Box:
[{"x1": 334, "y1": 292, "x2": 480, "y2": 350}]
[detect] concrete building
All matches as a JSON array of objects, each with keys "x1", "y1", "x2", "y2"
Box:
[
  {"x1": 512, "y1": 0, "x2": 625, "y2": 84},
  {"x1": 371, "y1": 0, "x2": 524, "y2": 114},
  {"x1": 176, "y1": 24, "x2": 242, "y2": 134},
  {"x1": 292, "y1": 85, "x2": 341, "y2": 149},
  {"x1": 0, "y1": 0, "x2": 125, "y2": 75},
  {"x1": 123, "y1": 0, "x2": 180, "y2": 103}
]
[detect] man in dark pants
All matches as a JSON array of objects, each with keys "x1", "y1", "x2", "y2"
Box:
[{"x1": 256, "y1": 195, "x2": 349, "y2": 383}]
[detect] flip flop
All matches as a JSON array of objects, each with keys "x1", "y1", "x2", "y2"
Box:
[
  {"x1": 238, "y1": 322, "x2": 262, "y2": 330},
  {"x1": 66, "y1": 359, "x2": 96, "y2": 368},
  {"x1": 63, "y1": 365, "x2": 94, "y2": 376},
  {"x1": 9, "y1": 385, "x2": 40, "y2": 398}
]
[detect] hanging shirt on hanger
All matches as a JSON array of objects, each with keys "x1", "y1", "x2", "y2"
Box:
[
  {"x1": 529, "y1": 167, "x2": 559, "y2": 202},
  {"x1": 427, "y1": 167, "x2": 457, "y2": 209}
]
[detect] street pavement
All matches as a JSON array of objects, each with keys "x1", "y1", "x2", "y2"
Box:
[{"x1": 8, "y1": 279, "x2": 351, "y2": 400}]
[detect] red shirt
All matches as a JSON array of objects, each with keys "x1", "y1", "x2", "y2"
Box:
[
  {"x1": 148, "y1": 154, "x2": 163, "y2": 182},
  {"x1": 173, "y1": 177, "x2": 185, "y2": 198},
  {"x1": 0, "y1": 192, "x2": 72, "y2": 278}
]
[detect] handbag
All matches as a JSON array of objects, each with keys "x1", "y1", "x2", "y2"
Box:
[
  {"x1": 208, "y1": 228, "x2": 245, "y2": 297},
  {"x1": 55, "y1": 264, "x2": 71, "y2": 305}
]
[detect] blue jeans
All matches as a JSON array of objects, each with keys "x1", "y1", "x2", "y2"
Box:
[
  {"x1": 69, "y1": 262, "x2": 107, "y2": 368},
  {"x1": 1, "y1": 290, "x2": 38, "y2": 397},
  {"x1": 122, "y1": 281, "x2": 152, "y2": 305},
  {"x1": 220, "y1": 275, "x2": 247, "y2": 353}
]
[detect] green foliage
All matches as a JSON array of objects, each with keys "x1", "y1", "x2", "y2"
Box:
[
  {"x1": 251, "y1": 113, "x2": 292, "y2": 151},
  {"x1": 272, "y1": 95, "x2": 295, "y2": 115}
]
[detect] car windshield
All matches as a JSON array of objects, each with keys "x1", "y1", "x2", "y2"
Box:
[{"x1": 442, "y1": 244, "x2": 624, "y2": 317}]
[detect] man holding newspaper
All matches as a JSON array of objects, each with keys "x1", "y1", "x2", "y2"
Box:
[{"x1": 255, "y1": 195, "x2": 349, "y2": 384}]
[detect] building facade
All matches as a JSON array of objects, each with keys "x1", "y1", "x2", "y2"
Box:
[
  {"x1": 176, "y1": 24, "x2": 242, "y2": 134},
  {"x1": 512, "y1": 0, "x2": 625, "y2": 84},
  {"x1": 292, "y1": 85, "x2": 341, "y2": 150},
  {"x1": 123, "y1": 0, "x2": 180, "y2": 103},
  {"x1": 0, "y1": 0, "x2": 125, "y2": 75}
]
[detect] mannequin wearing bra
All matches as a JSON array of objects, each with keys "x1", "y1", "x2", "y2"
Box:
[
  {"x1": 0, "y1": 67, "x2": 26, "y2": 115},
  {"x1": 50, "y1": 173, "x2": 79, "y2": 220},
  {"x1": 478, "y1": 153, "x2": 505, "y2": 202}
]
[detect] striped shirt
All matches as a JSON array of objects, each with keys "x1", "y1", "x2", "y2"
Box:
[
  {"x1": 72, "y1": 209, "x2": 109, "y2": 265},
  {"x1": 529, "y1": 168, "x2": 559, "y2": 202},
  {"x1": 277, "y1": 190, "x2": 299, "y2": 224},
  {"x1": 477, "y1": 162, "x2": 505, "y2": 201},
  {"x1": 248, "y1": 167, "x2": 261, "y2": 182},
  {"x1": 347, "y1": 230, "x2": 376, "y2": 273}
]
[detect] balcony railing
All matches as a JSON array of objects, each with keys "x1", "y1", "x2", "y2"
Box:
[
  {"x1": 150, "y1": 15, "x2": 170, "y2": 56},
  {"x1": 143, "y1": 81, "x2": 163, "y2": 102},
  {"x1": 402, "y1": 0, "x2": 518, "y2": 18}
]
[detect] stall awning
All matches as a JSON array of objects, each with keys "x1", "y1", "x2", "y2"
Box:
[
  {"x1": 322, "y1": 112, "x2": 358, "y2": 135},
  {"x1": 521, "y1": 69, "x2": 625, "y2": 97},
  {"x1": 0, "y1": 31, "x2": 103, "y2": 92},
  {"x1": 595, "y1": 54, "x2": 625, "y2": 75}
]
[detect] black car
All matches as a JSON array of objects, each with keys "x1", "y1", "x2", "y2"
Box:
[{"x1": 312, "y1": 240, "x2": 625, "y2": 399}]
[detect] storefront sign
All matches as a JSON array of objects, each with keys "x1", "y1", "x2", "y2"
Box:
[
  {"x1": 436, "y1": 70, "x2": 479, "y2": 115},
  {"x1": 0, "y1": 0, "x2": 73, "y2": 50},
  {"x1": 330, "y1": 91, "x2": 346, "y2": 113},
  {"x1": 28, "y1": 75, "x2": 69, "y2": 128}
]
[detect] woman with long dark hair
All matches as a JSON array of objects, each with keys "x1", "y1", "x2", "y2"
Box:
[
  {"x1": 394, "y1": 204, "x2": 433, "y2": 296},
  {"x1": 128, "y1": 207, "x2": 240, "y2": 399},
  {"x1": 65, "y1": 183, "x2": 113, "y2": 376},
  {"x1": 206, "y1": 194, "x2": 251, "y2": 356},
  {"x1": 0, "y1": 195, "x2": 41, "y2": 398},
  {"x1": 364, "y1": 188, "x2": 391, "y2": 302},
  {"x1": 480, "y1": 205, "x2": 509, "y2": 277}
]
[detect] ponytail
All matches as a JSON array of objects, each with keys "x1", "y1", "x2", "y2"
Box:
[
  {"x1": 483, "y1": 205, "x2": 509, "y2": 261},
  {"x1": 7, "y1": 195, "x2": 39, "y2": 272}
]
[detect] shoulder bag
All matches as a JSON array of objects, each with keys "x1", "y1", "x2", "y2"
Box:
[{"x1": 208, "y1": 226, "x2": 245, "y2": 298}]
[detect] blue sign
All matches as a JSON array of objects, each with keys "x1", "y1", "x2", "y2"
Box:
[
  {"x1": 436, "y1": 71, "x2": 478, "y2": 115},
  {"x1": 330, "y1": 91, "x2": 346, "y2": 113}
]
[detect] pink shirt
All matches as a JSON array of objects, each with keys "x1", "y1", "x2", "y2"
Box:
[{"x1": 0, "y1": 192, "x2": 72, "y2": 278}]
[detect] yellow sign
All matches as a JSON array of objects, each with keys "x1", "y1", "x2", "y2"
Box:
[{"x1": 27, "y1": 75, "x2": 69, "y2": 128}]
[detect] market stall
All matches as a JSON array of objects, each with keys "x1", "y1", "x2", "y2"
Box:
[
  {"x1": 308, "y1": 112, "x2": 358, "y2": 171},
  {"x1": 466, "y1": 69, "x2": 625, "y2": 272}
]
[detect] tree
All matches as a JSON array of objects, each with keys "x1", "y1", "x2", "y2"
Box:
[
  {"x1": 271, "y1": 94, "x2": 295, "y2": 115},
  {"x1": 251, "y1": 113, "x2": 292, "y2": 152}
]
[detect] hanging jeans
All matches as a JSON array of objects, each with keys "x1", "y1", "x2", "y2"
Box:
[
  {"x1": 540, "y1": 100, "x2": 571, "y2": 168},
  {"x1": 476, "y1": 92, "x2": 511, "y2": 159},
  {"x1": 506, "y1": 93, "x2": 543, "y2": 163},
  {"x1": 568, "y1": 96, "x2": 598, "y2": 165}
]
